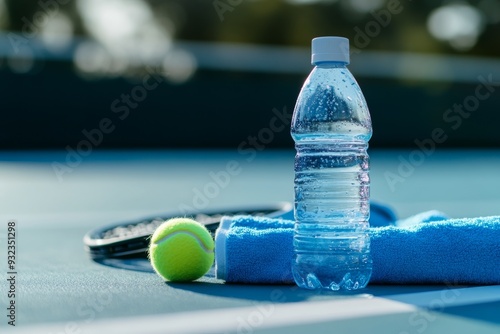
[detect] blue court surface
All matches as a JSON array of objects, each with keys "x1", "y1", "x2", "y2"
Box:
[{"x1": 1, "y1": 149, "x2": 499, "y2": 333}]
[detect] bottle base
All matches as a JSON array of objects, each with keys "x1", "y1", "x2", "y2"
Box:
[{"x1": 292, "y1": 269, "x2": 371, "y2": 291}]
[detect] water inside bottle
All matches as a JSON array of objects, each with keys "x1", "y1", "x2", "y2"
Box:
[{"x1": 292, "y1": 137, "x2": 372, "y2": 290}]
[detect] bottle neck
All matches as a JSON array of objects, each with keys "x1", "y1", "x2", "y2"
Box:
[{"x1": 313, "y1": 61, "x2": 347, "y2": 69}]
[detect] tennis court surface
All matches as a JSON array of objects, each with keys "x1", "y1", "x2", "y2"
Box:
[{"x1": 1, "y1": 149, "x2": 499, "y2": 333}]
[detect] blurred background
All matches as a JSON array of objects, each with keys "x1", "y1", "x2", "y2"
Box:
[{"x1": 1, "y1": 0, "x2": 500, "y2": 150}]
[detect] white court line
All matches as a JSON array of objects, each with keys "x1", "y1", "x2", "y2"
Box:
[
  {"x1": 387, "y1": 285, "x2": 500, "y2": 309},
  {"x1": 13, "y1": 296, "x2": 416, "y2": 334},
  {"x1": 16, "y1": 286, "x2": 500, "y2": 334}
]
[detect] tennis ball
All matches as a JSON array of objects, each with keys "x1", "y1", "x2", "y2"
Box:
[{"x1": 148, "y1": 218, "x2": 214, "y2": 282}]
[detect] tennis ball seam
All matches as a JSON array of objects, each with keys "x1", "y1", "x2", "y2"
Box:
[{"x1": 153, "y1": 230, "x2": 213, "y2": 253}]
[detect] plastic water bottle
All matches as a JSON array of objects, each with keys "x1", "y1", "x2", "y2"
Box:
[{"x1": 291, "y1": 37, "x2": 372, "y2": 291}]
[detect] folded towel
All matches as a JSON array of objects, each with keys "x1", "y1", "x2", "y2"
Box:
[
  {"x1": 215, "y1": 213, "x2": 500, "y2": 285},
  {"x1": 215, "y1": 215, "x2": 295, "y2": 284},
  {"x1": 215, "y1": 202, "x2": 397, "y2": 284}
]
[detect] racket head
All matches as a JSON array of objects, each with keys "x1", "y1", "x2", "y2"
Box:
[{"x1": 83, "y1": 202, "x2": 293, "y2": 259}]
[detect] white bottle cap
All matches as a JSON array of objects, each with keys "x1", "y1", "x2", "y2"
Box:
[{"x1": 311, "y1": 36, "x2": 350, "y2": 65}]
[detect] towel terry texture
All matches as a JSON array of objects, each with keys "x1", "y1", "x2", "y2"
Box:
[{"x1": 215, "y1": 211, "x2": 500, "y2": 285}]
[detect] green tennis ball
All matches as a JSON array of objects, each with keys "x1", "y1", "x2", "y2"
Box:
[{"x1": 148, "y1": 218, "x2": 214, "y2": 282}]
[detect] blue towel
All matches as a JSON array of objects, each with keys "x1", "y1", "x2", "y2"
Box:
[
  {"x1": 215, "y1": 212, "x2": 500, "y2": 285},
  {"x1": 215, "y1": 202, "x2": 397, "y2": 284}
]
